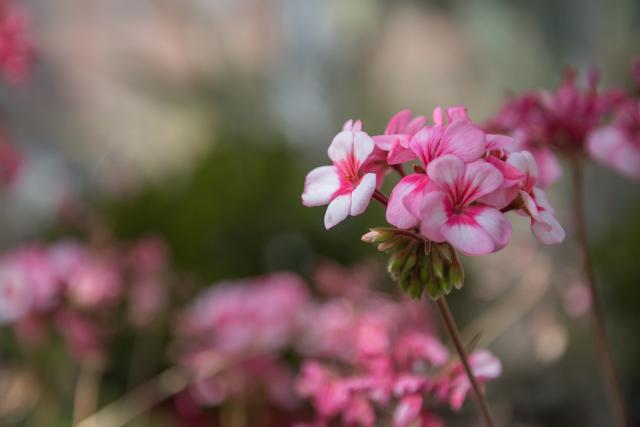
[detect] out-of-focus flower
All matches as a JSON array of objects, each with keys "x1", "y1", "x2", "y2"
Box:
[
  {"x1": 0, "y1": 0, "x2": 33, "y2": 85},
  {"x1": 587, "y1": 99, "x2": 640, "y2": 180},
  {"x1": 302, "y1": 120, "x2": 380, "y2": 229},
  {"x1": 0, "y1": 133, "x2": 22, "y2": 188},
  {"x1": 0, "y1": 261, "x2": 30, "y2": 324}
]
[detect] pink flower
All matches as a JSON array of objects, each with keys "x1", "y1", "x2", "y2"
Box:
[
  {"x1": 393, "y1": 394, "x2": 423, "y2": 427},
  {"x1": 0, "y1": 0, "x2": 33, "y2": 85},
  {"x1": 386, "y1": 106, "x2": 487, "y2": 229},
  {"x1": 394, "y1": 332, "x2": 449, "y2": 368},
  {"x1": 444, "y1": 350, "x2": 501, "y2": 411},
  {"x1": 0, "y1": 261, "x2": 31, "y2": 324},
  {"x1": 302, "y1": 122, "x2": 379, "y2": 229},
  {"x1": 587, "y1": 99, "x2": 640, "y2": 180},
  {"x1": 507, "y1": 151, "x2": 565, "y2": 244},
  {"x1": 372, "y1": 109, "x2": 426, "y2": 164},
  {"x1": 419, "y1": 155, "x2": 512, "y2": 255},
  {"x1": 66, "y1": 257, "x2": 122, "y2": 308}
]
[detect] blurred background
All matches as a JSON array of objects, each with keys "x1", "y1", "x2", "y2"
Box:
[{"x1": 1, "y1": 0, "x2": 639, "y2": 426}]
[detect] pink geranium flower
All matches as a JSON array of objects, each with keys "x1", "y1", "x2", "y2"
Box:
[
  {"x1": 302, "y1": 121, "x2": 379, "y2": 229},
  {"x1": 386, "y1": 106, "x2": 487, "y2": 229},
  {"x1": 419, "y1": 155, "x2": 512, "y2": 256},
  {"x1": 507, "y1": 151, "x2": 566, "y2": 244},
  {"x1": 372, "y1": 109, "x2": 426, "y2": 164},
  {"x1": 587, "y1": 99, "x2": 640, "y2": 180}
]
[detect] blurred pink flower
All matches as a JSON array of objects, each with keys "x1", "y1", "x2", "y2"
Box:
[
  {"x1": 587, "y1": 99, "x2": 640, "y2": 180},
  {"x1": 302, "y1": 121, "x2": 380, "y2": 229},
  {"x1": 0, "y1": 0, "x2": 33, "y2": 85}
]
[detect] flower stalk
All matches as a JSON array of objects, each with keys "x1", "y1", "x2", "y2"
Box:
[{"x1": 570, "y1": 159, "x2": 628, "y2": 427}]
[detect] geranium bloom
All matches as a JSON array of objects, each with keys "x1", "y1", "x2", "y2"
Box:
[
  {"x1": 372, "y1": 109, "x2": 426, "y2": 164},
  {"x1": 506, "y1": 151, "x2": 566, "y2": 244},
  {"x1": 386, "y1": 106, "x2": 487, "y2": 229},
  {"x1": 419, "y1": 155, "x2": 512, "y2": 256},
  {"x1": 302, "y1": 121, "x2": 379, "y2": 229},
  {"x1": 587, "y1": 99, "x2": 640, "y2": 180}
]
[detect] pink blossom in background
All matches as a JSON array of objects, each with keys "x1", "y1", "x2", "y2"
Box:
[
  {"x1": 485, "y1": 92, "x2": 563, "y2": 188},
  {"x1": 0, "y1": 260, "x2": 31, "y2": 324},
  {"x1": 0, "y1": 132, "x2": 22, "y2": 188},
  {"x1": 0, "y1": 0, "x2": 33, "y2": 85},
  {"x1": 587, "y1": 99, "x2": 640, "y2": 180},
  {"x1": 67, "y1": 256, "x2": 122, "y2": 308},
  {"x1": 302, "y1": 121, "x2": 380, "y2": 229}
]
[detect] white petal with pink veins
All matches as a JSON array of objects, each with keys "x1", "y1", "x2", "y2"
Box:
[
  {"x1": 426, "y1": 155, "x2": 465, "y2": 195},
  {"x1": 327, "y1": 130, "x2": 354, "y2": 163},
  {"x1": 350, "y1": 173, "x2": 376, "y2": 216},
  {"x1": 507, "y1": 151, "x2": 538, "y2": 179},
  {"x1": 352, "y1": 131, "x2": 375, "y2": 165},
  {"x1": 324, "y1": 194, "x2": 351, "y2": 229},
  {"x1": 301, "y1": 166, "x2": 340, "y2": 207},
  {"x1": 461, "y1": 160, "x2": 504, "y2": 202}
]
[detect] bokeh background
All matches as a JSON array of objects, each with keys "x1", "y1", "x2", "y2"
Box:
[{"x1": 1, "y1": 0, "x2": 640, "y2": 426}]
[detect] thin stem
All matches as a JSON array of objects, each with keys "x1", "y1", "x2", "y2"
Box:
[
  {"x1": 570, "y1": 160, "x2": 628, "y2": 427},
  {"x1": 73, "y1": 360, "x2": 103, "y2": 426},
  {"x1": 392, "y1": 164, "x2": 406, "y2": 178},
  {"x1": 373, "y1": 190, "x2": 389, "y2": 206},
  {"x1": 436, "y1": 296, "x2": 495, "y2": 427}
]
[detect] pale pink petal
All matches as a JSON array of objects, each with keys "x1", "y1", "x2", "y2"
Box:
[
  {"x1": 388, "y1": 136, "x2": 416, "y2": 164},
  {"x1": 470, "y1": 350, "x2": 502, "y2": 380},
  {"x1": 441, "y1": 119, "x2": 486, "y2": 162},
  {"x1": 485, "y1": 134, "x2": 514, "y2": 150},
  {"x1": 507, "y1": 151, "x2": 538, "y2": 180},
  {"x1": 535, "y1": 147, "x2": 563, "y2": 188},
  {"x1": 372, "y1": 134, "x2": 397, "y2": 151},
  {"x1": 610, "y1": 141, "x2": 640, "y2": 180},
  {"x1": 478, "y1": 186, "x2": 519, "y2": 209},
  {"x1": 353, "y1": 131, "x2": 375, "y2": 165},
  {"x1": 460, "y1": 160, "x2": 504, "y2": 202},
  {"x1": 418, "y1": 191, "x2": 448, "y2": 242},
  {"x1": 521, "y1": 190, "x2": 541, "y2": 221},
  {"x1": 406, "y1": 116, "x2": 427, "y2": 135},
  {"x1": 403, "y1": 179, "x2": 436, "y2": 219},
  {"x1": 386, "y1": 109, "x2": 412, "y2": 134},
  {"x1": 432, "y1": 107, "x2": 444, "y2": 126},
  {"x1": 426, "y1": 155, "x2": 465, "y2": 195},
  {"x1": 393, "y1": 395, "x2": 423, "y2": 427},
  {"x1": 324, "y1": 194, "x2": 351, "y2": 229},
  {"x1": 328, "y1": 131, "x2": 353, "y2": 163},
  {"x1": 350, "y1": 173, "x2": 376, "y2": 216},
  {"x1": 590, "y1": 126, "x2": 640, "y2": 179},
  {"x1": 343, "y1": 119, "x2": 362, "y2": 132},
  {"x1": 532, "y1": 211, "x2": 565, "y2": 244},
  {"x1": 302, "y1": 166, "x2": 340, "y2": 207},
  {"x1": 468, "y1": 206, "x2": 512, "y2": 251},
  {"x1": 445, "y1": 106, "x2": 469, "y2": 121},
  {"x1": 532, "y1": 187, "x2": 554, "y2": 214},
  {"x1": 386, "y1": 174, "x2": 424, "y2": 229},
  {"x1": 442, "y1": 218, "x2": 496, "y2": 256},
  {"x1": 409, "y1": 126, "x2": 444, "y2": 165}
]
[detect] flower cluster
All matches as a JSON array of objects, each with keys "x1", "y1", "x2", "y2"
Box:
[
  {"x1": 487, "y1": 66, "x2": 640, "y2": 181},
  {"x1": 0, "y1": 235, "x2": 170, "y2": 361},
  {"x1": 296, "y1": 291, "x2": 500, "y2": 427},
  {"x1": 170, "y1": 264, "x2": 501, "y2": 425},
  {"x1": 0, "y1": 0, "x2": 33, "y2": 85},
  {"x1": 173, "y1": 272, "x2": 310, "y2": 409},
  {"x1": 302, "y1": 106, "x2": 565, "y2": 297}
]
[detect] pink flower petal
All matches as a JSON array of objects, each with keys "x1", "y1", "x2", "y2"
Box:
[
  {"x1": 532, "y1": 211, "x2": 565, "y2": 244},
  {"x1": 426, "y1": 155, "x2": 465, "y2": 195},
  {"x1": 324, "y1": 194, "x2": 351, "y2": 229},
  {"x1": 386, "y1": 109, "x2": 412, "y2": 134},
  {"x1": 468, "y1": 206, "x2": 512, "y2": 251},
  {"x1": 343, "y1": 119, "x2": 362, "y2": 132},
  {"x1": 302, "y1": 166, "x2": 341, "y2": 207},
  {"x1": 507, "y1": 151, "x2": 538, "y2": 180},
  {"x1": 328, "y1": 131, "x2": 354, "y2": 163},
  {"x1": 419, "y1": 191, "x2": 448, "y2": 242},
  {"x1": 350, "y1": 173, "x2": 376, "y2": 216},
  {"x1": 387, "y1": 136, "x2": 416, "y2": 164},
  {"x1": 372, "y1": 134, "x2": 398, "y2": 151},
  {"x1": 393, "y1": 395, "x2": 423, "y2": 427},
  {"x1": 353, "y1": 132, "x2": 376, "y2": 165},
  {"x1": 441, "y1": 119, "x2": 486, "y2": 162},
  {"x1": 486, "y1": 134, "x2": 514, "y2": 150},
  {"x1": 461, "y1": 160, "x2": 504, "y2": 202},
  {"x1": 386, "y1": 174, "x2": 425, "y2": 229},
  {"x1": 445, "y1": 105, "x2": 468, "y2": 121},
  {"x1": 442, "y1": 217, "x2": 496, "y2": 256}
]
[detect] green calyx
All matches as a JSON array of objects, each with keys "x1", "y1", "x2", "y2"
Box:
[{"x1": 362, "y1": 228, "x2": 465, "y2": 300}]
